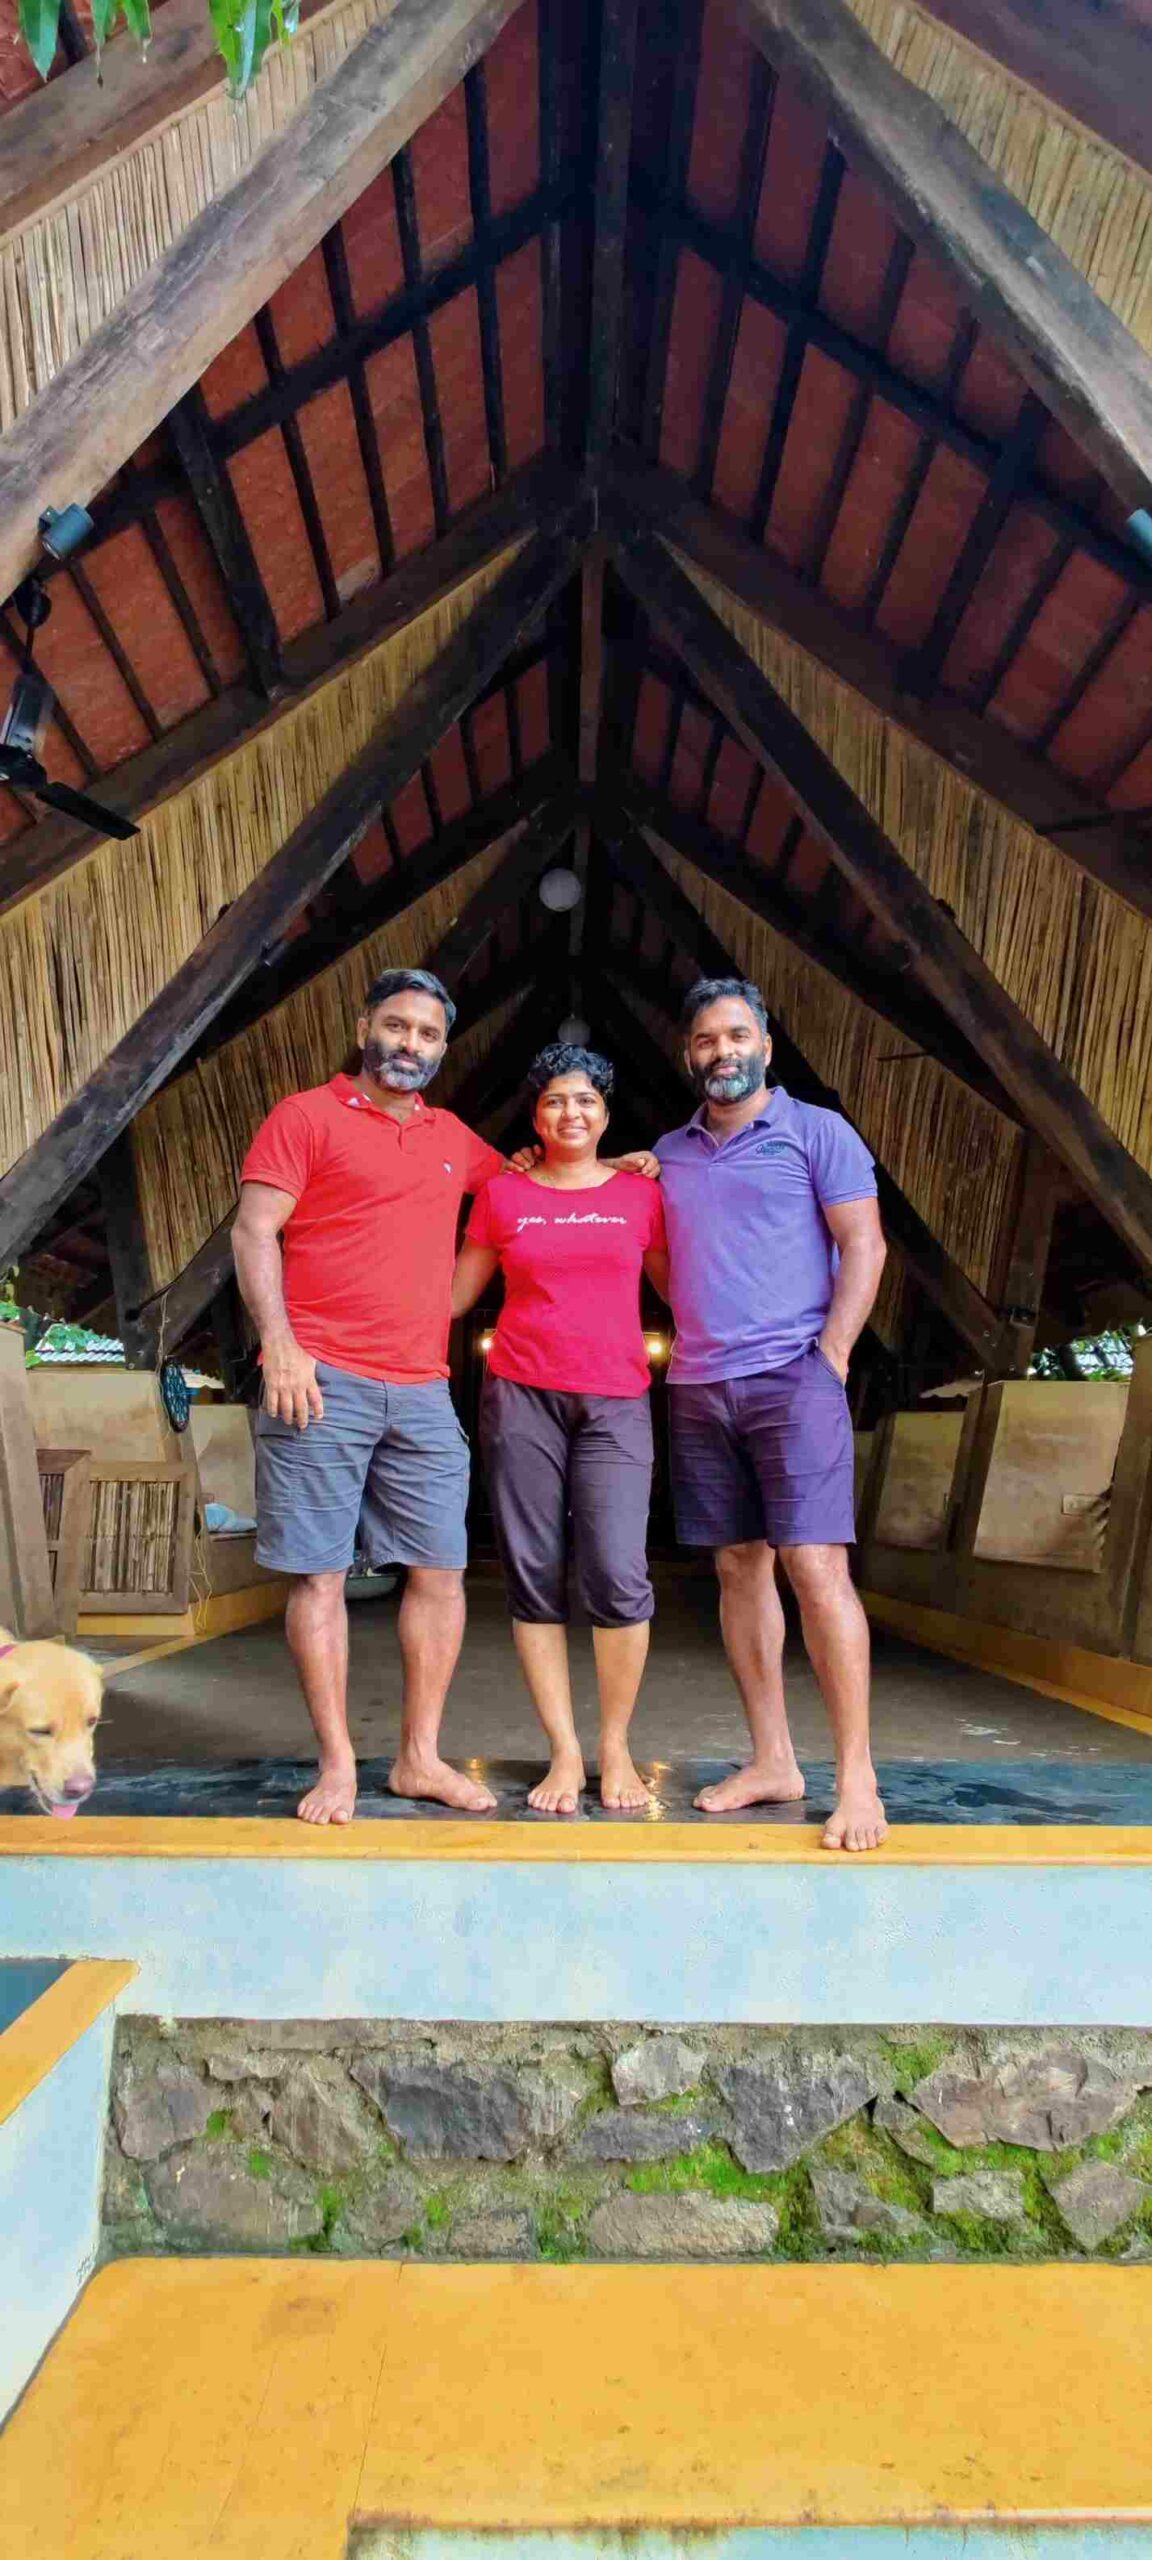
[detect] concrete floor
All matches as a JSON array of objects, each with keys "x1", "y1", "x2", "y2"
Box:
[{"x1": 97, "y1": 1562, "x2": 1152, "y2": 1770}]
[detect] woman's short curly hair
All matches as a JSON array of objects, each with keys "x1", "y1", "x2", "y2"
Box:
[{"x1": 525, "y1": 1043, "x2": 615, "y2": 1102}]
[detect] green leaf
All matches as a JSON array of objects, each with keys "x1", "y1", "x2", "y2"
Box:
[
  {"x1": 119, "y1": 0, "x2": 151, "y2": 44},
  {"x1": 89, "y1": 0, "x2": 123, "y2": 56},
  {"x1": 18, "y1": 0, "x2": 62, "y2": 81}
]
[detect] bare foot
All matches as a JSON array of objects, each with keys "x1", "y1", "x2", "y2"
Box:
[
  {"x1": 600, "y1": 1750, "x2": 652, "y2": 1812},
  {"x1": 823, "y1": 1773, "x2": 888, "y2": 1853},
  {"x1": 388, "y1": 1752, "x2": 498, "y2": 1813},
  {"x1": 297, "y1": 1757, "x2": 357, "y2": 1825},
  {"x1": 694, "y1": 1759, "x2": 806, "y2": 1814},
  {"x1": 528, "y1": 1751, "x2": 585, "y2": 1816}
]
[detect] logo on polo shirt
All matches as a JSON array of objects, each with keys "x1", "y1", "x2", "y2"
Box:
[{"x1": 748, "y1": 1139, "x2": 793, "y2": 1158}]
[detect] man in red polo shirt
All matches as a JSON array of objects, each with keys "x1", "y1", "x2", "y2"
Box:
[{"x1": 234, "y1": 966, "x2": 654, "y2": 1828}]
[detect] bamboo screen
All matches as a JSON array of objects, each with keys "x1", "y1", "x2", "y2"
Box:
[
  {"x1": 85, "y1": 1477, "x2": 179, "y2": 1595},
  {"x1": 678, "y1": 553, "x2": 1152, "y2": 1177},
  {"x1": 132, "y1": 839, "x2": 522, "y2": 1289},
  {"x1": 0, "y1": 0, "x2": 403, "y2": 429},
  {"x1": 636, "y1": 832, "x2": 1023, "y2": 1296},
  {"x1": 848, "y1": 0, "x2": 1152, "y2": 352},
  {"x1": 0, "y1": 548, "x2": 519, "y2": 1178}
]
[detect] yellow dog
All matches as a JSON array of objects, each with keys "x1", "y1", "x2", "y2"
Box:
[{"x1": 0, "y1": 1629, "x2": 102, "y2": 1817}]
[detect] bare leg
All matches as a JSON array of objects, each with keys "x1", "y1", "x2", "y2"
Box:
[
  {"x1": 513, "y1": 1622, "x2": 585, "y2": 1814},
  {"x1": 779, "y1": 1543, "x2": 886, "y2": 1852},
  {"x1": 594, "y1": 1622, "x2": 652, "y2": 1809},
  {"x1": 389, "y1": 1568, "x2": 497, "y2": 1813},
  {"x1": 287, "y1": 1570, "x2": 357, "y2": 1825},
  {"x1": 695, "y1": 1540, "x2": 806, "y2": 1813}
]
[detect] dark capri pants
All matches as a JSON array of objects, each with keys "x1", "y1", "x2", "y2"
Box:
[{"x1": 480, "y1": 1373, "x2": 655, "y2": 1626}]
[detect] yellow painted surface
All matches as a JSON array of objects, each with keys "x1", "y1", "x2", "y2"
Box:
[
  {"x1": 0, "y1": 1959, "x2": 135, "y2": 2127},
  {"x1": 864, "y1": 1588, "x2": 1152, "y2": 1735},
  {"x1": 4, "y1": 2258, "x2": 1152, "y2": 2552},
  {"x1": 79, "y1": 1580, "x2": 287, "y2": 1655},
  {"x1": 3, "y1": 1813, "x2": 1152, "y2": 1863}
]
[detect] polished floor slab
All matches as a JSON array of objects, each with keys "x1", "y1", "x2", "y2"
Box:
[{"x1": 4, "y1": 1750, "x2": 1152, "y2": 1823}]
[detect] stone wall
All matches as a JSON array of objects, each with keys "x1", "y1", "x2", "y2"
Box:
[{"x1": 103, "y1": 2023, "x2": 1152, "y2": 2263}]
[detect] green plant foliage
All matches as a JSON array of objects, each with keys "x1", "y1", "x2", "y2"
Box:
[
  {"x1": 19, "y1": 0, "x2": 299, "y2": 97},
  {"x1": 205, "y1": 2108, "x2": 233, "y2": 2141},
  {"x1": 627, "y1": 2140, "x2": 781, "y2": 2205},
  {"x1": 247, "y1": 2147, "x2": 273, "y2": 2181}
]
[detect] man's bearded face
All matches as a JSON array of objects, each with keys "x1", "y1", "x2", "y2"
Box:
[
  {"x1": 685, "y1": 999, "x2": 770, "y2": 1106},
  {"x1": 358, "y1": 995, "x2": 448, "y2": 1093}
]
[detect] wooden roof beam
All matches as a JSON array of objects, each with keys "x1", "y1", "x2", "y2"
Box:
[
  {"x1": 0, "y1": 522, "x2": 584, "y2": 1271},
  {"x1": 613, "y1": 523, "x2": 1152, "y2": 1277},
  {"x1": 732, "y1": 0, "x2": 1152, "y2": 526},
  {"x1": 606, "y1": 449, "x2": 1152, "y2": 925},
  {"x1": 0, "y1": 0, "x2": 525, "y2": 610}
]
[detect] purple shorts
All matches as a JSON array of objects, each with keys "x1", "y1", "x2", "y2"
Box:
[{"x1": 669, "y1": 1345, "x2": 855, "y2": 1550}]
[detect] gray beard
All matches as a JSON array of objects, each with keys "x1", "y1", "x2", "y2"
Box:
[
  {"x1": 361, "y1": 1037, "x2": 440, "y2": 1093},
  {"x1": 691, "y1": 1056, "x2": 766, "y2": 1106}
]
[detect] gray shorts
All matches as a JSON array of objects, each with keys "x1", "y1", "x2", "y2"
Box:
[{"x1": 254, "y1": 1364, "x2": 470, "y2": 1576}]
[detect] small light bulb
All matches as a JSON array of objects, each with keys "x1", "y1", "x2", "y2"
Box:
[{"x1": 479, "y1": 1331, "x2": 495, "y2": 1355}]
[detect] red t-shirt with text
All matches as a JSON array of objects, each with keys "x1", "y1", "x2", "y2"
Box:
[
  {"x1": 241, "y1": 1075, "x2": 503, "y2": 1384},
  {"x1": 466, "y1": 1170, "x2": 667, "y2": 1398}
]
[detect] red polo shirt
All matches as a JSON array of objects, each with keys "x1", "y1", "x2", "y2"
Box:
[{"x1": 241, "y1": 1075, "x2": 503, "y2": 1384}]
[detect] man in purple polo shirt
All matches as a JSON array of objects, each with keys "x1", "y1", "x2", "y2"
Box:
[{"x1": 654, "y1": 976, "x2": 889, "y2": 1852}]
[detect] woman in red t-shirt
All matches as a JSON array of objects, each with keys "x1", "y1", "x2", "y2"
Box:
[{"x1": 452, "y1": 1045, "x2": 669, "y2": 1815}]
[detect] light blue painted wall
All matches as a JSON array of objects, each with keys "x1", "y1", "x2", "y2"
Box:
[
  {"x1": 355, "y1": 2532, "x2": 1152, "y2": 2559},
  {"x1": 2, "y1": 1854, "x2": 1151, "y2": 2022},
  {"x1": 0, "y1": 2005, "x2": 114, "y2": 2420}
]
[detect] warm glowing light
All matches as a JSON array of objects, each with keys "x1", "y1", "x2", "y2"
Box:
[
  {"x1": 479, "y1": 1331, "x2": 495, "y2": 1355},
  {"x1": 644, "y1": 1333, "x2": 670, "y2": 1363}
]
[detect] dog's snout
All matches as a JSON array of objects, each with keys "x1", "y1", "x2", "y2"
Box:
[{"x1": 61, "y1": 1773, "x2": 95, "y2": 1800}]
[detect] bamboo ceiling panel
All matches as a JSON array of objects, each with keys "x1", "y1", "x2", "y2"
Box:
[
  {"x1": 0, "y1": 546, "x2": 518, "y2": 1176},
  {"x1": 643, "y1": 835, "x2": 1022, "y2": 1297},
  {"x1": 677, "y1": 552, "x2": 1152, "y2": 1177},
  {"x1": 131, "y1": 838, "x2": 516, "y2": 1289},
  {"x1": 0, "y1": 0, "x2": 403, "y2": 430}
]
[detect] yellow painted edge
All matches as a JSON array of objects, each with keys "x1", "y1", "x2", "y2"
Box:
[
  {"x1": 0, "y1": 1957, "x2": 136, "y2": 2127},
  {"x1": 1, "y1": 1815, "x2": 1152, "y2": 1863},
  {"x1": 78, "y1": 1610, "x2": 196, "y2": 1640},
  {"x1": 863, "y1": 1589, "x2": 1152, "y2": 1736}
]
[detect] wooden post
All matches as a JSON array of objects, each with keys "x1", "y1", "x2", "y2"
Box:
[
  {"x1": 98, "y1": 1132, "x2": 158, "y2": 1370},
  {"x1": 0, "y1": 1324, "x2": 57, "y2": 1637},
  {"x1": 990, "y1": 1133, "x2": 1061, "y2": 1376}
]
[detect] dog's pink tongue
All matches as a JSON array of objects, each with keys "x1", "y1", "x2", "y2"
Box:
[{"x1": 48, "y1": 1799, "x2": 81, "y2": 1820}]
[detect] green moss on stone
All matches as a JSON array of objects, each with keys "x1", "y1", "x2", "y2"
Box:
[
  {"x1": 535, "y1": 2183, "x2": 591, "y2": 2261},
  {"x1": 205, "y1": 2108, "x2": 232, "y2": 2141},
  {"x1": 425, "y1": 2193, "x2": 453, "y2": 2233},
  {"x1": 626, "y1": 2140, "x2": 779, "y2": 2204},
  {"x1": 247, "y1": 2148, "x2": 273, "y2": 2181},
  {"x1": 882, "y1": 2031, "x2": 956, "y2": 2096},
  {"x1": 816, "y1": 2120, "x2": 924, "y2": 2214}
]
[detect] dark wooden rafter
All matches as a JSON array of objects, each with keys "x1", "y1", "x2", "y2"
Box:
[
  {"x1": 857, "y1": 313, "x2": 978, "y2": 629},
  {"x1": 168, "y1": 391, "x2": 284, "y2": 697},
  {"x1": 0, "y1": 0, "x2": 528, "y2": 609},
  {"x1": 0, "y1": 458, "x2": 575, "y2": 919},
  {"x1": 635, "y1": 0, "x2": 705, "y2": 458},
  {"x1": 392, "y1": 146, "x2": 452, "y2": 535},
  {"x1": 0, "y1": 519, "x2": 587, "y2": 1270},
  {"x1": 606, "y1": 451, "x2": 1152, "y2": 921},
  {"x1": 463, "y1": 61, "x2": 509, "y2": 488},
  {"x1": 693, "y1": 55, "x2": 775, "y2": 503},
  {"x1": 803, "y1": 228, "x2": 914, "y2": 588},
  {"x1": 585, "y1": 0, "x2": 642, "y2": 468},
  {"x1": 750, "y1": 142, "x2": 844, "y2": 542},
  {"x1": 252, "y1": 308, "x2": 342, "y2": 621},
  {"x1": 901, "y1": 393, "x2": 1048, "y2": 695},
  {"x1": 731, "y1": 0, "x2": 1152, "y2": 523},
  {"x1": 320, "y1": 224, "x2": 397, "y2": 577},
  {"x1": 592, "y1": 942, "x2": 1010, "y2": 1371},
  {"x1": 98, "y1": 1130, "x2": 158, "y2": 1368},
  {"x1": 607, "y1": 776, "x2": 1023, "y2": 1124},
  {"x1": 613, "y1": 523, "x2": 1152, "y2": 1274}
]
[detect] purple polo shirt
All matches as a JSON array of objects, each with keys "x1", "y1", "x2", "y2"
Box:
[{"x1": 653, "y1": 1085, "x2": 877, "y2": 1383}]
